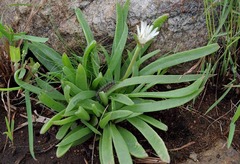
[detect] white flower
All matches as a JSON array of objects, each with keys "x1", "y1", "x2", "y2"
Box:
[{"x1": 137, "y1": 21, "x2": 159, "y2": 45}]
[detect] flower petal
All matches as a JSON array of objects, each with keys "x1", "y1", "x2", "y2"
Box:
[{"x1": 137, "y1": 21, "x2": 159, "y2": 45}]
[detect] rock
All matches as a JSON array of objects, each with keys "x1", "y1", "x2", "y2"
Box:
[
  {"x1": 181, "y1": 139, "x2": 240, "y2": 164},
  {"x1": 0, "y1": 0, "x2": 208, "y2": 73},
  {"x1": 0, "y1": 0, "x2": 207, "y2": 51}
]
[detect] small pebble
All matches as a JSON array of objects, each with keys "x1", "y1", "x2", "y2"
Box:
[{"x1": 189, "y1": 152, "x2": 198, "y2": 162}]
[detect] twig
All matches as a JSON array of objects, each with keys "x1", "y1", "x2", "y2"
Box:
[
  {"x1": 134, "y1": 157, "x2": 166, "y2": 164},
  {"x1": 14, "y1": 110, "x2": 50, "y2": 132},
  {"x1": 1, "y1": 79, "x2": 13, "y2": 152},
  {"x1": 169, "y1": 141, "x2": 196, "y2": 152},
  {"x1": 180, "y1": 106, "x2": 213, "y2": 124},
  {"x1": 183, "y1": 59, "x2": 202, "y2": 75},
  {"x1": 34, "y1": 140, "x2": 59, "y2": 154},
  {"x1": 90, "y1": 134, "x2": 97, "y2": 164},
  {"x1": 206, "y1": 99, "x2": 239, "y2": 132}
]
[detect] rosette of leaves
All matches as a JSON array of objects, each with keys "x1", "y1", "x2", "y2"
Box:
[{"x1": 14, "y1": 0, "x2": 219, "y2": 163}]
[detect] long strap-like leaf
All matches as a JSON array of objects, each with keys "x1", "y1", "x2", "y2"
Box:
[
  {"x1": 120, "y1": 88, "x2": 203, "y2": 113},
  {"x1": 140, "y1": 43, "x2": 219, "y2": 75},
  {"x1": 128, "y1": 117, "x2": 170, "y2": 163}
]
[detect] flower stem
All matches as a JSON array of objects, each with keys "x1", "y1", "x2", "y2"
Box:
[{"x1": 122, "y1": 45, "x2": 142, "y2": 80}]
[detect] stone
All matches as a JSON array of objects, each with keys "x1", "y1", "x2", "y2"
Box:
[
  {"x1": 180, "y1": 139, "x2": 240, "y2": 164},
  {"x1": 0, "y1": 0, "x2": 208, "y2": 72}
]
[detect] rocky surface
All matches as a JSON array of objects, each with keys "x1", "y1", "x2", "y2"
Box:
[
  {"x1": 1, "y1": 0, "x2": 207, "y2": 56},
  {"x1": 181, "y1": 139, "x2": 240, "y2": 164}
]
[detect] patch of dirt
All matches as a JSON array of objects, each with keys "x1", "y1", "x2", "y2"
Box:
[
  {"x1": 0, "y1": 86, "x2": 240, "y2": 164},
  {"x1": 0, "y1": 105, "x2": 92, "y2": 164}
]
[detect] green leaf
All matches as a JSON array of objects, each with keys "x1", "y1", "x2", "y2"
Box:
[
  {"x1": 63, "y1": 85, "x2": 71, "y2": 102},
  {"x1": 140, "y1": 43, "x2": 219, "y2": 75},
  {"x1": 57, "y1": 127, "x2": 92, "y2": 146},
  {"x1": 110, "y1": 110, "x2": 135, "y2": 120},
  {"x1": 139, "y1": 49, "x2": 160, "y2": 65},
  {"x1": 90, "y1": 51, "x2": 100, "y2": 77},
  {"x1": 53, "y1": 116, "x2": 79, "y2": 125},
  {"x1": 0, "y1": 23, "x2": 12, "y2": 41},
  {"x1": 13, "y1": 34, "x2": 48, "y2": 42},
  {"x1": 28, "y1": 42, "x2": 63, "y2": 72},
  {"x1": 120, "y1": 88, "x2": 203, "y2": 113},
  {"x1": 9, "y1": 46, "x2": 20, "y2": 62},
  {"x1": 205, "y1": 86, "x2": 232, "y2": 114},
  {"x1": 99, "y1": 113, "x2": 112, "y2": 129},
  {"x1": 75, "y1": 8, "x2": 94, "y2": 45},
  {"x1": 232, "y1": 103, "x2": 240, "y2": 123},
  {"x1": 56, "y1": 128, "x2": 93, "y2": 157},
  {"x1": 112, "y1": 2, "x2": 127, "y2": 54},
  {"x1": 110, "y1": 94, "x2": 134, "y2": 106},
  {"x1": 75, "y1": 64, "x2": 88, "y2": 90},
  {"x1": 56, "y1": 143, "x2": 73, "y2": 158},
  {"x1": 75, "y1": 106, "x2": 90, "y2": 121},
  {"x1": 153, "y1": 14, "x2": 169, "y2": 30},
  {"x1": 105, "y1": 23, "x2": 128, "y2": 80},
  {"x1": 0, "y1": 87, "x2": 21, "y2": 91},
  {"x1": 83, "y1": 40, "x2": 97, "y2": 69},
  {"x1": 227, "y1": 123, "x2": 235, "y2": 148},
  {"x1": 118, "y1": 127, "x2": 148, "y2": 158},
  {"x1": 127, "y1": 77, "x2": 203, "y2": 98},
  {"x1": 100, "y1": 45, "x2": 110, "y2": 65},
  {"x1": 92, "y1": 104, "x2": 101, "y2": 117},
  {"x1": 98, "y1": 91, "x2": 109, "y2": 106},
  {"x1": 61, "y1": 80, "x2": 82, "y2": 96},
  {"x1": 62, "y1": 53, "x2": 74, "y2": 70},
  {"x1": 79, "y1": 99, "x2": 105, "y2": 113},
  {"x1": 4, "y1": 117, "x2": 13, "y2": 141},
  {"x1": 25, "y1": 90, "x2": 36, "y2": 160},
  {"x1": 36, "y1": 78, "x2": 65, "y2": 100},
  {"x1": 40, "y1": 110, "x2": 65, "y2": 134},
  {"x1": 91, "y1": 72, "x2": 103, "y2": 89},
  {"x1": 107, "y1": 74, "x2": 203, "y2": 95},
  {"x1": 14, "y1": 69, "x2": 42, "y2": 94},
  {"x1": 81, "y1": 120, "x2": 101, "y2": 135},
  {"x1": 101, "y1": 125, "x2": 114, "y2": 164},
  {"x1": 115, "y1": 112, "x2": 142, "y2": 123},
  {"x1": 110, "y1": 124, "x2": 132, "y2": 164},
  {"x1": 138, "y1": 115, "x2": 168, "y2": 131},
  {"x1": 65, "y1": 90, "x2": 96, "y2": 113},
  {"x1": 63, "y1": 66, "x2": 75, "y2": 83},
  {"x1": 56, "y1": 123, "x2": 72, "y2": 140},
  {"x1": 38, "y1": 93, "x2": 66, "y2": 112},
  {"x1": 128, "y1": 117, "x2": 170, "y2": 163}
]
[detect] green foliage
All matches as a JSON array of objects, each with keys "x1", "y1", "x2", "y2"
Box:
[
  {"x1": 3, "y1": 117, "x2": 14, "y2": 143},
  {"x1": 204, "y1": 0, "x2": 240, "y2": 147},
  {"x1": 25, "y1": 90, "x2": 36, "y2": 159},
  {"x1": 14, "y1": 0, "x2": 219, "y2": 163},
  {"x1": 0, "y1": 21, "x2": 48, "y2": 85},
  {"x1": 204, "y1": 0, "x2": 239, "y2": 78},
  {"x1": 0, "y1": 22, "x2": 48, "y2": 159}
]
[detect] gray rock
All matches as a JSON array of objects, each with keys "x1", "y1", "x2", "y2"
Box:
[
  {"x1": 181, "y1": 139, "x2": 240, "y2": 164},
  {"x1": 0, "y1": 0, "x2": 207, "y2": 66}
]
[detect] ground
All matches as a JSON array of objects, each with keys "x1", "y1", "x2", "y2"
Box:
[{"x1": 0, "y1": 84, "x2": 240, "y2": 164}]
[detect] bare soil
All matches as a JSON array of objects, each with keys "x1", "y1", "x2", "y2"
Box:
[{"x1": 0, "y1": 85, "x2": 240, "y2": 164}]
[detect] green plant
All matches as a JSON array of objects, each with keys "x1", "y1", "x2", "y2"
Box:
[
  {"x1": 228, "y1": 102, "x2": 240, "y2": 148},
  {"x1": 3, "y1": 116, "x2": 14, "y2": 144},
  {"x1": 204, "y1": 0, "x2": 240, "y2": 147},
  {"x1": 0, "y1": 21, "x2": 48, "y2": 159},
  {"x1": 0, "y1": 22, "x2": 48, "y2": 90},
  {"x1": 14, "y1": 1, "x2": 219, "y2": 163},
  {"x1": 204, "y1": 0, "x2": 239, "y2": 77}
]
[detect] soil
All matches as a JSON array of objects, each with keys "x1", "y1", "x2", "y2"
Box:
[{"x1": 0, "y1": 84, "x2": 240, "y2": 164}]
